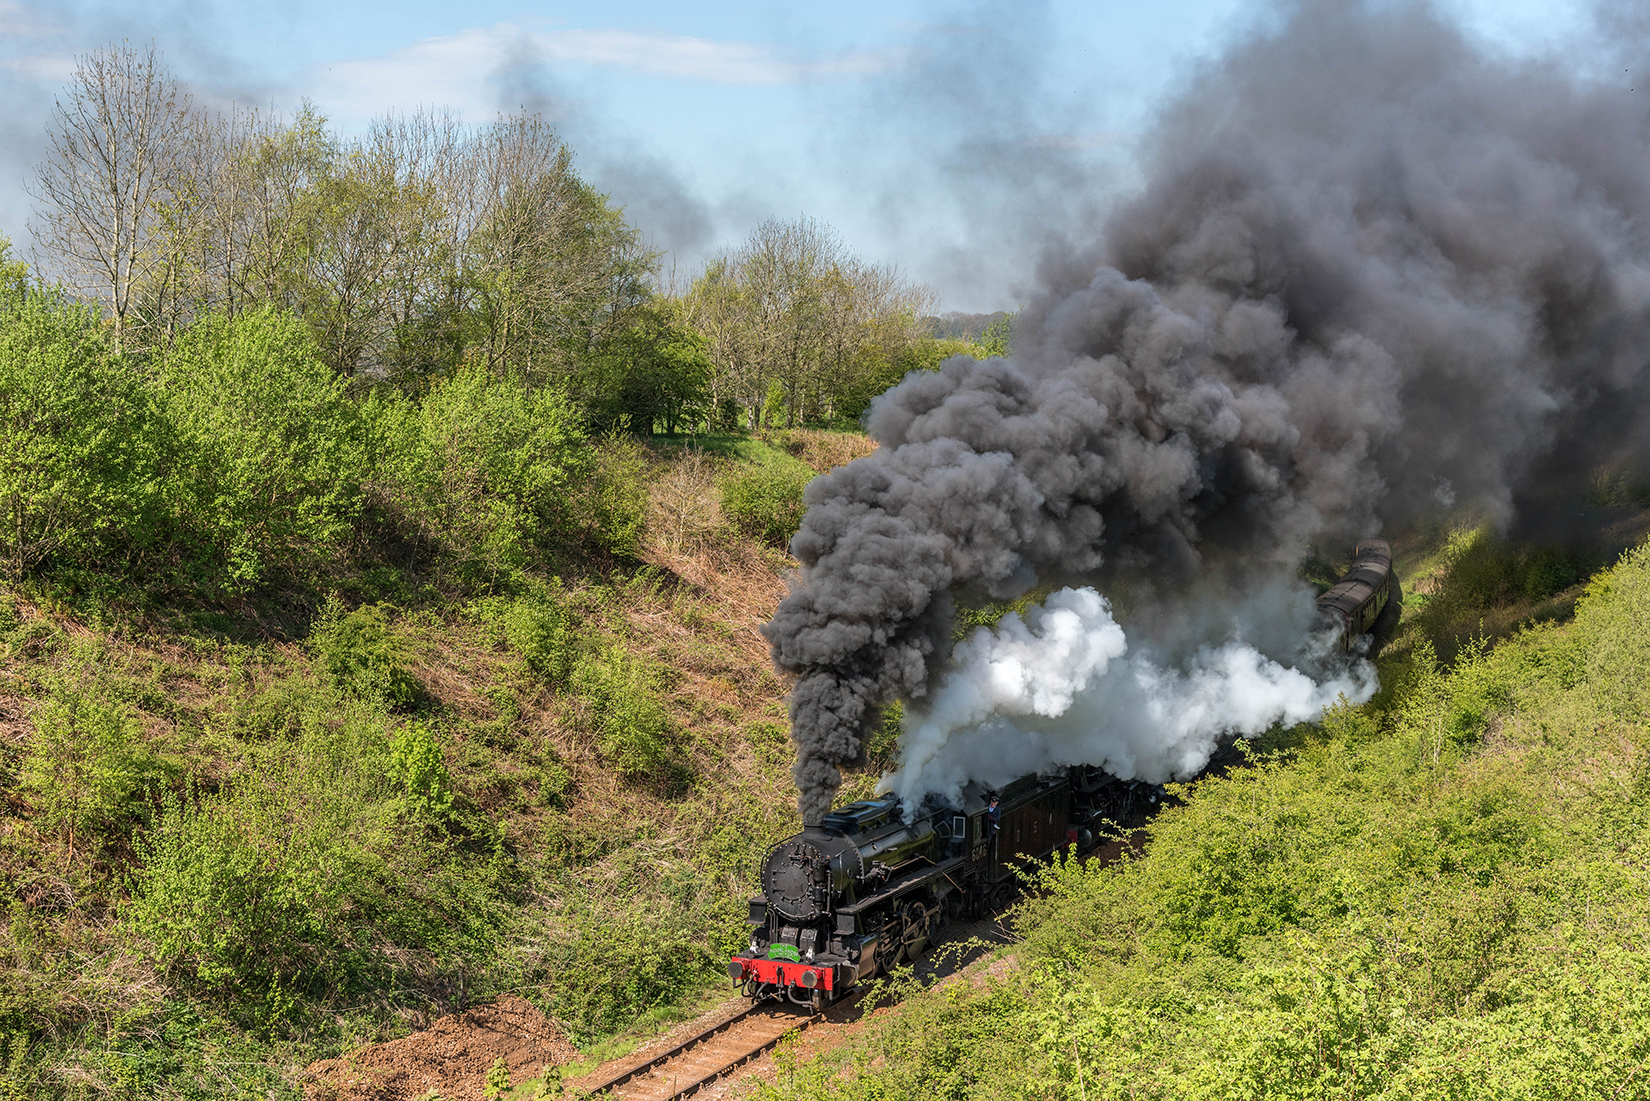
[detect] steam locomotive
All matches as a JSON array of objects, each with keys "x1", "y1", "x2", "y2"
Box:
[
  {"x1": 727, "y1": 767, "x2": 1155, "y2": 1009},
  {"x1": 732, "y1": 542, "x2": 1398, "y2": 1009}
]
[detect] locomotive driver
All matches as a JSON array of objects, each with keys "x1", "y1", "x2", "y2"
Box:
[{"x1": 987, "y1": 795, "x2": 1001, "y2": 834}]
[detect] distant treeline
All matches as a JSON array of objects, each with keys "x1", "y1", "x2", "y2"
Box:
[
  {"x1": 923, "y1": 311, "x2": 1013, "y2": 346},
  {"x1": 0, "y1": 43, "x2": 1028, "y2": 597},
  {"x1": 22, "y1": 44, "x2": 1008, "y2": 446}
]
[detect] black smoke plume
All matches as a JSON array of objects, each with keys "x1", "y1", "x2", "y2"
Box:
[{"x1": 763, "y1": 0, "x2": 1650, "y2": 823}]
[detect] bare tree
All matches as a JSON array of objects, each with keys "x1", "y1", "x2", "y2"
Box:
[
  {"x1": 688, "y1": 217, "x2": 934, "y2": 428},
  {"x1": 30, "y1": 43, "x2": 195, "y2": 351}
]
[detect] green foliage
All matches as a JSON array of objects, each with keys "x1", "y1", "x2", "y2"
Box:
[
  {"x1": 720, "y1": 460, "x2": 811, "y2": 547},
  {"x1": 310, "y1": 600, "x2": 419, "y2": 706},
  {"x1": 864, "y1": 700, "x2": 903, "y2": 770},
  {"x1": 484, "y1": 1056, "x2": 511, "y2": 1099},
  {"x1": 979, "y1": 312, "x2": 1013, "y2": 357},
  {"x1": 572, "y1": 646, "x2": 679, "y2": 782},
  {"x1": 0, "y1": 287, "x2": 157, "y2": 579},
  {"x1": 576, "y1": 434, "x2": 650, "y2": 559},
  {"x1": 18, "y1": 687, "x2": 167, "y2": 851},
  {"x1": 1429, "y1": 527, "x2": 1581, "y2": 611},
  {"x1": 481, "y1": 584, "x2": 583, "y2": 685},
  {"x1": 124, "y1": 703, "x2": 509, "y2": 1009},
  {"x1": 387, "y1": 721, "x2": 454, "y2": 823},
  {"x1": 156, "y1": 308, "x2": 364, "y2": 588},
  {"x1": 372, "y1": 365, "x2": 591, "y2": 573},
  {"x1": 581, "y1": 305, "x2": 712, "y2": 435}
]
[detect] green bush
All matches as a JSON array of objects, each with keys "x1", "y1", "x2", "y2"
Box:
[
  {"x1": 491, "y1": 587, "x2": 582, "y2": 685},
  {"x1": 155, "y1": 308, "x2": 364, "y2": 588},
  {"x1": 0, "y1": 287, "x2": 158, "y2": 580},
  {"x1": 309, "y1": 601, "x2": 420, "y2": 707},
  {"x1": 125, "y1": 704, "x2": 509, "y2": 1008},
  {"x1": 18, "y1": 687, "x2": 167, "y2": 852},
  {"x1": 370, "y1": 365, "x2": 589, "y2": 575},
  {"x1": 541, "y1": 873, "x2": 739, "y2": 1043},
  {"x1": 572, "y1": 646, "x2": 678, "y2": 781},
  {"x1": 536, "y1": 755, "x2": 573, "y2": 809},
  {"x1": 577, "y1": 434, "x2": 650, "y2": 558},
  {"x1": 720, "y1": 462, "x2": 810, "y2": 548},
  {"x1": 386, "y1": 721, "x2": 454, "y2": 823}
]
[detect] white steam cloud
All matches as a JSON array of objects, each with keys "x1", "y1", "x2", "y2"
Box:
[{"x1": 881, "y1": 586, "x2": 1378, "y2": 812}]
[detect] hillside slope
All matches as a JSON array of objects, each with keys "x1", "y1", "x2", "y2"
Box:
[{"x1": 0, "y1": 429, "x2": 874, "y2": 1100}]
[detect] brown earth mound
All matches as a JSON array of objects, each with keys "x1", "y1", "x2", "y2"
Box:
[{"x1": 305, "y1": 996, "x2": 578, "y2": 1100}]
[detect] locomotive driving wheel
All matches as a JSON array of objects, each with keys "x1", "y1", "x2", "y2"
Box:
[
  {"x1": 898, "y1": 901, "x2": 930, "y2": 962},
  {"x1": 873, "y1": 918, "x2": 903, "y2": 975}
]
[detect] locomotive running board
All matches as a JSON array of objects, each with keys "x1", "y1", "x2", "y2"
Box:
[{"x1": 837, "y1": 856, "x2": 967, "y2": 917}]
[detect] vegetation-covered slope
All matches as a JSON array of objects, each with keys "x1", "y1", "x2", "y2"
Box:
[{"x1": 0, "y1": 397, "x2": 877, "y2": 1097}]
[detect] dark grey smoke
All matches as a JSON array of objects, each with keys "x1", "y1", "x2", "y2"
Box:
[
  {"x1": 823, "y1": 0, "x2": 1114, "y2": 312},
  {"x1": 488, "y1": 42, "x2": 714, "y2": 263},
  {"x1": 764, "y1": 0, "x2": 1650, "y2": 822}
]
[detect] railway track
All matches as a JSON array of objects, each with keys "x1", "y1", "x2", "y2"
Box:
[
  {"x1": 570, "y1": 835, "x2": 1144, "y2": 1100},
  {"x1": 577, "y1": 999, "x2": 847, "y2": 1100}
]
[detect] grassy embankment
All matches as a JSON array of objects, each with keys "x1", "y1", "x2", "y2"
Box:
[
  {"x1": 750, "y1": 512, "x2": 1650, "y2": 1100},
  {"x1": 0, "y1": 427, "x2": 875, "y2": 1100}
]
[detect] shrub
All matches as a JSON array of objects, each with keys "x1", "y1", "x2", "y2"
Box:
[
  {"x1": 576, "y1": 434, "x2": 650, "y2": 559},
  {"x1": 536, "y1": 755, "x2": 573, "y2": 809},
  {"x1": 310, "y1": 601, "x2": 420, "y2": 707},
  {"x1": 18, "y1": 688, "x2": 167, "y2": 853},
  {"x1": 386, "y1": 721, "x2": 454, "y2": 823},
  {"x1": 372, "y1": 365, "x2": 589, "y2": 574},
  {"x1": 155, "y1": 308, "x2": 364, "y2": 588},
  {"x1": 125, "y1": 705, "x2": 509, "y2": 1007},
  {"x1": 572, "y1": 646, "x2": 677, "y2": 781},
  {"x1": 0, "y1": 287, "x2": 158, "y2": 580},
  {"x1": 720, "y1": 463, "x2": 810, "y2": 548},
  {"x1": 495, "y1": 589, "x2": 581, "y2": 685},
  {"x1": 543, "y1": 888, "x2": 733, "y2": 1042}
]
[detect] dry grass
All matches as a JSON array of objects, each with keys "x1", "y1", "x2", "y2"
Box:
[{"x1": 758, "y1": 429, "x2": 878, "y2": 474}]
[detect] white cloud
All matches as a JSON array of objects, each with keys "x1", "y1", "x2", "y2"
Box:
[
  {"x1": 0, "y1": 1, "x2": 60, "y2": 37},
  {"x1": 0, "y1": 54, "x2": 74, "y2": 83},
  {"x1": 308, "y1": 22, "x2": 886, "y2": 123}
]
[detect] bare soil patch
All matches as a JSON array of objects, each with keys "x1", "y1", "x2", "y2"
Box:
[{"x1": 304, "y1": 995, "x2": 578, "y2": 1101}]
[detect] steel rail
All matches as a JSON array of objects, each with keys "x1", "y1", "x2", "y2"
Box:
[{"x1": 582, "y1": 994, "x2": 859, "y2": 1099}]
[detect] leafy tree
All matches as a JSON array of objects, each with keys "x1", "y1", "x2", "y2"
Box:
[
  {"x1": 979, "y1": 311, "x2": 1013, "y2": 357},
  {"x1": 580, "y1": 303, "x2": 712, "y2": 435},
  {"x1": 684, "y1": 217, "x2": 934, "y2": 429},
  {"x1": 155, "y1": 307, "x2": 364, "y2": 588},
  {"x1": 0, "y1": 280, "x2": 157, "y2": 579}
]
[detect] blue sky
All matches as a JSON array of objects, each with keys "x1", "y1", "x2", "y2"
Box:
[{"x1": 0, "y1": 0, "x2": 1598, "y2": 310}]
